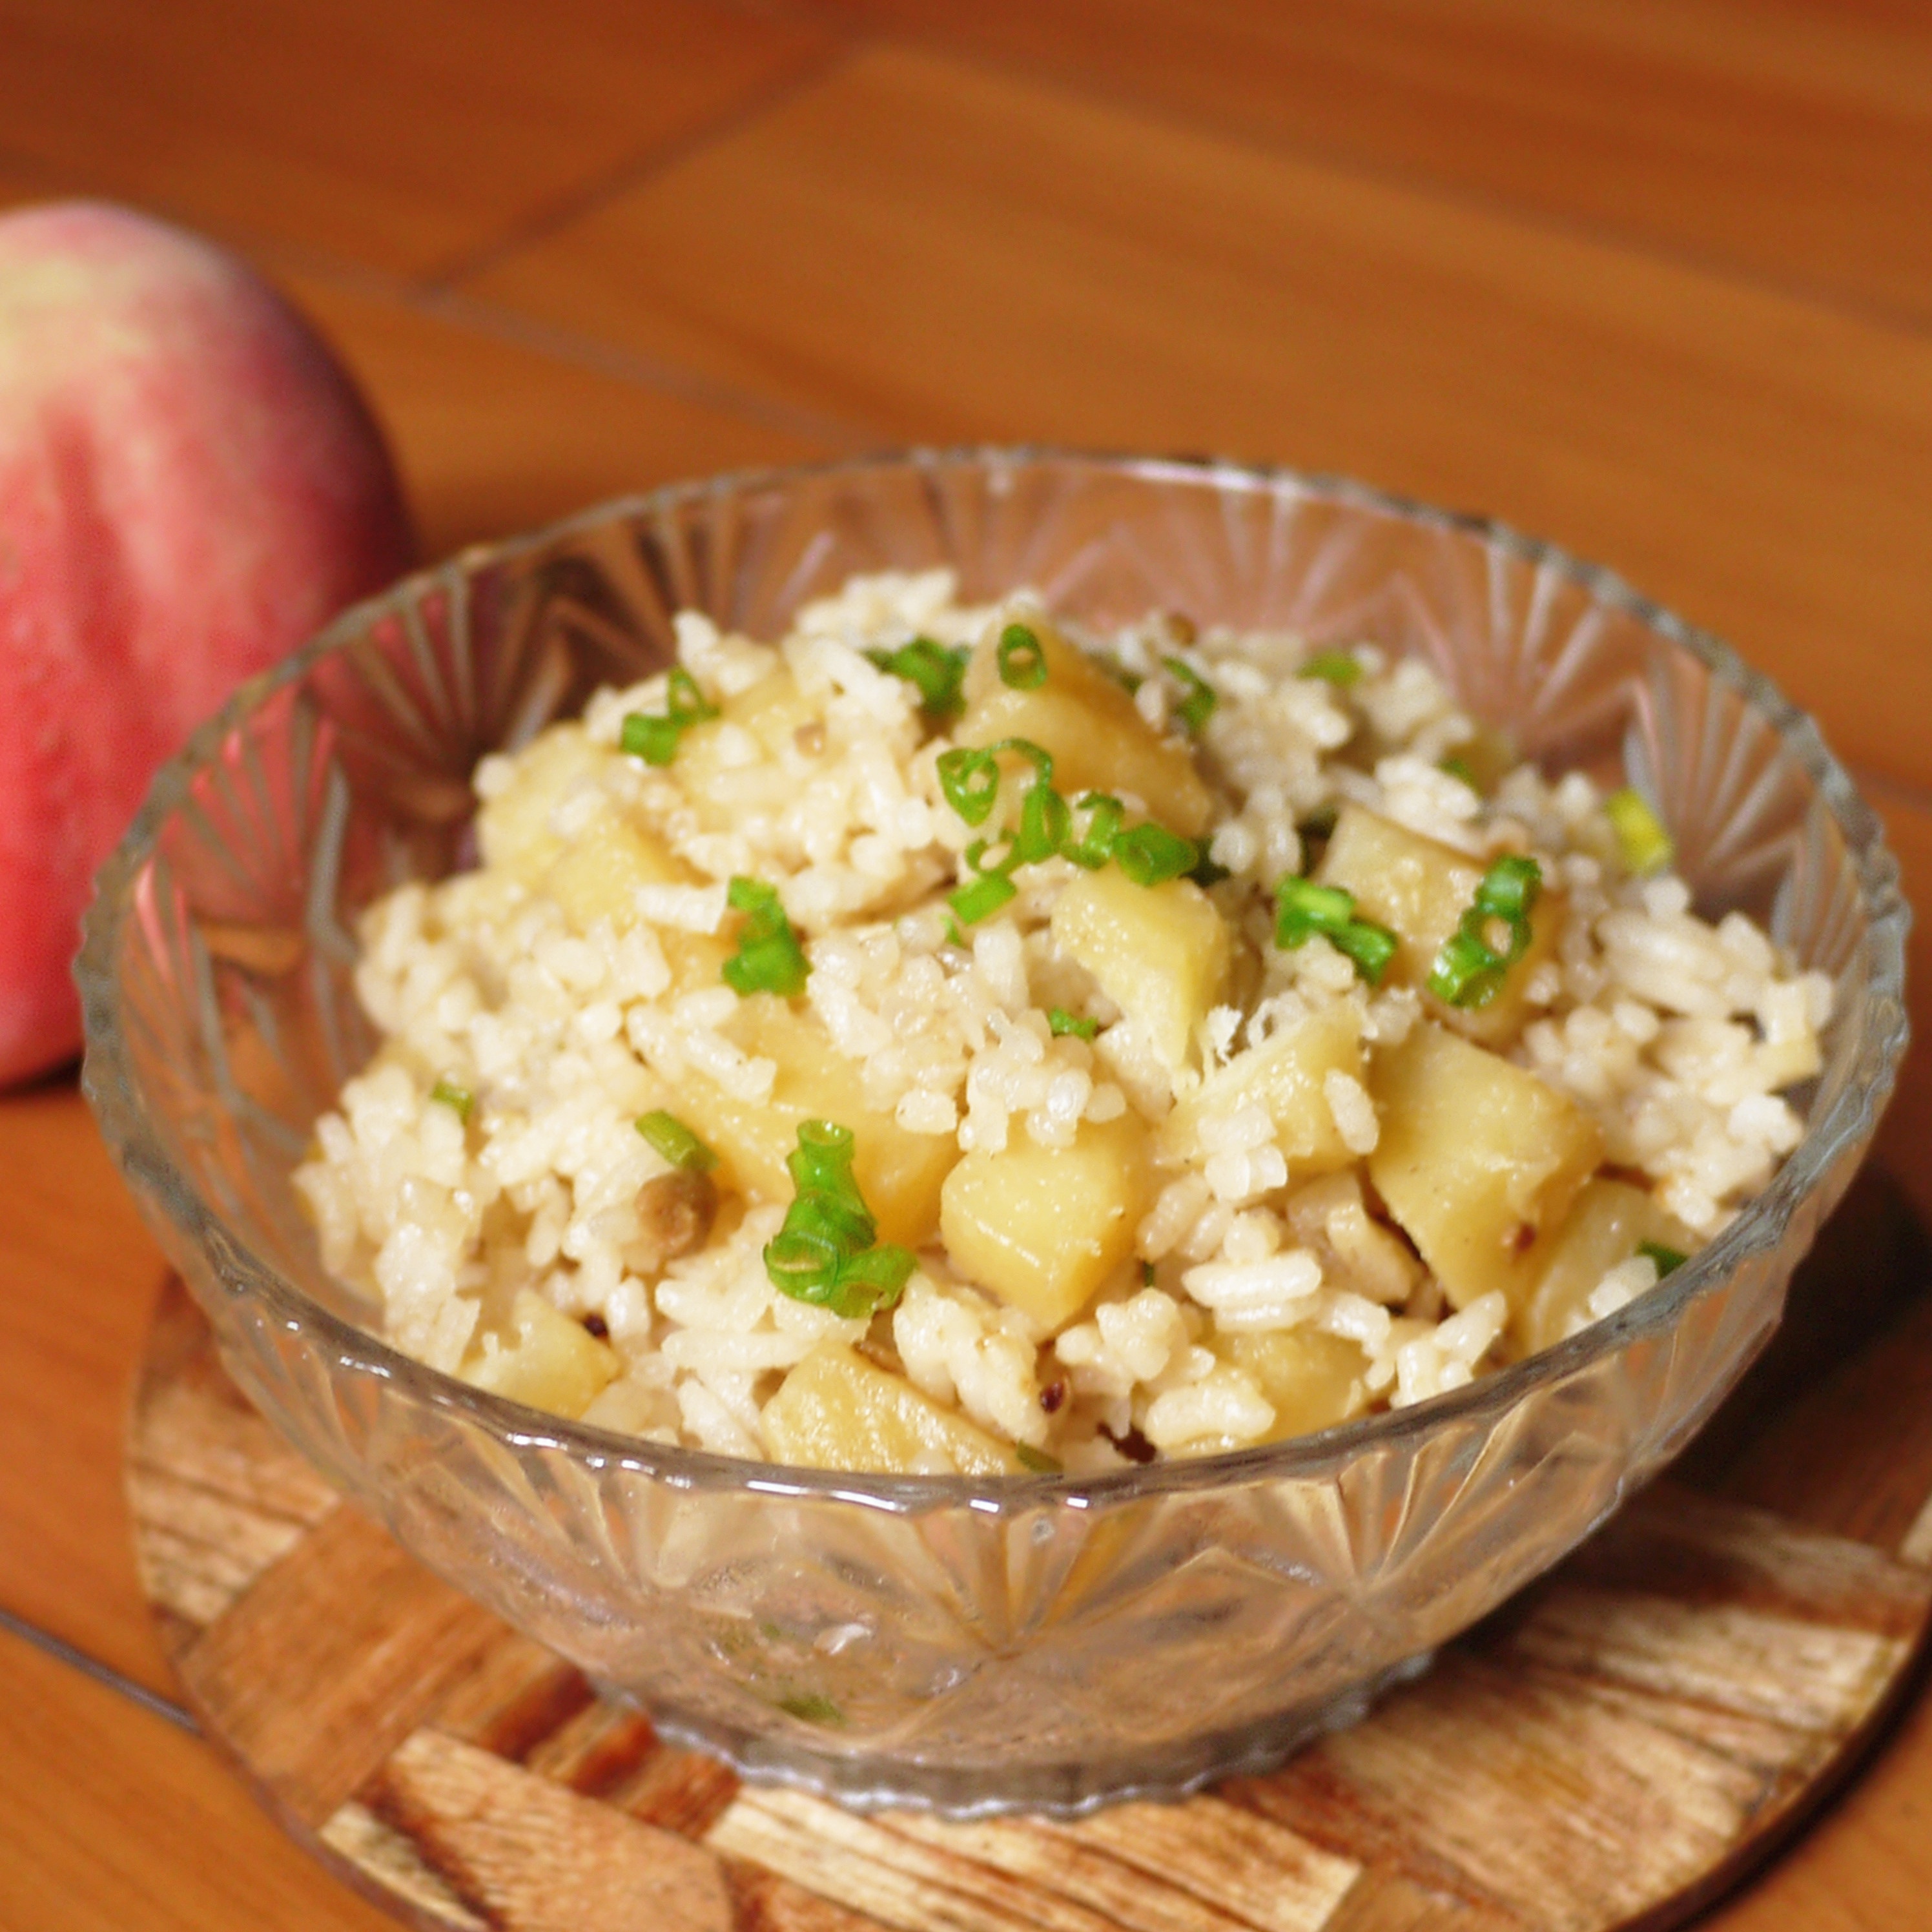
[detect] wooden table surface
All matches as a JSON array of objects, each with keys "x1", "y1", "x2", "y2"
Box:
[{"x1": 2, "y1": 3, "x2": 1929, "y2": 1925}]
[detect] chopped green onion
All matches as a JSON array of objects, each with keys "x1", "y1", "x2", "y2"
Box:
[
  {"x1": 763, "y1": 1120, "x2": 915, "y2": 1318},
  {"x1": 778, "y1": 1691, "x2": 845, "y2": 1726},
  {"x1": 722, "y1": 876, "x2": 810, "y2": 997},
  {"x1": 936, "y1": 745, "x2": 1001, "y2": 825},
  {"x1": 1439, "y1": 755, "x2": 1479, "y2": 792},
  {"x1": 1140, "y1": 1260, "x2": 1156, "y2": 1286},
  {"x1": 635, "y1": 1109, "x2": 717, "y2": 1172},
  {"x1": 935, "y1": 737, "x2": 1054, "y2": 828},
  {"x1": 1273, "y1": 876, "x2": 1399, "y2": 986},
  {"x1": 1606, "y1": 786, "x2": 1675, "y2": 876},
  {"x1": 1188, "y1": 847, "x2": 1232, "y2": 887},
  {"x1": 1638, "y1": 1240, "x2": 1687, "y2": 1277},
  {"x1": 1014, "y1": 1444, "x2": 1063, "y2": 1475},
  {"x1": 1162, "y1": 657, "x2": 1218, "y2": 733},
  {"x1": 867, "y1": 637, "x2": 970, "y2": 717},
  {"x1": 1014, "y1": 781, "x2": 1072, "y2": 864},
  {"x1": 1048, "y1": 1007, "x2": 1098, "y2": 1040},
  {"x1": 1114, "y1": 823, "x2": 1201, "y2": 887},
  {"x1": 998, "y1": 622, "x2": 1048, "y2": 688},
  {"x1": 1064, "y1": 792, "x2": 1125, "y2": 869},
  {"x1": 429, "y1": 1078, "x2": 474, "y2": 1123},
  {"x1": 949, "y1": 836, "x2": 1021, "y2": 927},
  {"x1": 1105, "y1": 661, "x2": 1144, "y2": 695},
  {"x1": 1299, "y1": 650, "x2": 1362, "y2": 686},
  {"x1": 1424, "y1": 854, "x2": 1543, "y2": 1008},
  {"x1": 620, "y1": 666, "x2": 718, "y2": 766}
]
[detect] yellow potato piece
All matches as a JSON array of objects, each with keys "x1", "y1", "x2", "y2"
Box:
[
  {"x1": 675, "y1": 670, "x2": 823, "y2": 827},
  {"x1": 1368, "y1": 1022, "x2": 1603, "y2": 1310},
  {"x1": 460, "y1": 1288, "x2": 620, "y2": 1420},
  {"x1": 762, "y1": 1342, "x2": 1018, "y2": 1476},
  {"x1": 699, "y1": 997, "x2": 956, "y2": 1249},
  {"x1": 544, "y1": 815, "x2": 692, "y2": 935},
  {"x1": 940, "y1": 1114, "x2": 1147, "y2": 1333},
  {"x1": 1162, "y1": 1001, "x2": 1364, "y2": 1177},
  {"x1": 1317, "y1": 803, "x2": 1564, "y2": 1046},
  {"x1": 1051, "y1": 869, "x2": 1230, "y2": 1073},
  {"x1": 1218, "y1": 1330, "x2": 1372, "y2": 1441},
  {"x1": 1515, "y1": 1179, "x2": 1700, "y2": 1353},
  {"x1": 958, "y1": 617, "x2": 1213, "y2": 836},
  {"x1": 475, "y1": 723, "x2": 605, "y2": 884}
]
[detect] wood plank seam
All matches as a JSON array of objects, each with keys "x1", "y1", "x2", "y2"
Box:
[
  {"x1": 419, "y1": 37, "x2": 862, "y2": 293},
  {"x1": 704, "y1": 4, "x2": 1932, "y2": 344}
]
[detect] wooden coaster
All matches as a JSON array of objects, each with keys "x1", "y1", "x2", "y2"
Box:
[{"x1": 127, "y1": 1172, "x2": 1932, "y2": 1932}]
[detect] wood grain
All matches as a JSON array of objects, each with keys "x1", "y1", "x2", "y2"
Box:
[
  {"x1": 460, "y1": 45, "x2": 1932, "y2": 794},
  {"x1": 0, "y1": 0, "x2": 843, "y2": 277},
  {"x1": 765, "y1": 0, "x2": 1932, "y2": 326},
  {"x1": 122, "y1": 1251, "x2": 1932, "y2": 1932}
]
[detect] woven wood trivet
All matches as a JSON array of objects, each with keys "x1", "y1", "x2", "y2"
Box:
[{"x1": 126, "y1": 1172, "x2": 1932, "y2": 1932}]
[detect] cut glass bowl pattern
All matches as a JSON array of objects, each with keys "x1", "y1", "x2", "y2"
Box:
[{"x1": 79, "y1": 451, "x2": 1908, "y2": 1814}]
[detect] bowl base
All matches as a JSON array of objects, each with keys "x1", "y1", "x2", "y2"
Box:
[{"x1": 634, "y1": 1649, "x2": 1438, "y2": 1820}]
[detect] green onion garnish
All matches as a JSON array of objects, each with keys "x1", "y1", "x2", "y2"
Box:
[
  {"x1": 778, "y1": 1691, "x2": 846, "y2": 1726},
  {"x1": 1162, "y1": 657, "x2": 1218, "y2": 733},
  {"x1": 1273, "y1": 877, "x2": 1399, "y2": 985},
  {"x1": 867, "y1": 637, "x2": 970, "y2": 718},
  {"x1": 935, "y1": 737, "x2": 1053, "y2": 828},
  {"x1": 1064, "y1": 792, "x2": 1125, "y2": 870},
  {"x1": 620, "y1": 667, "x2": 719, "y2": 766},
  {"x1": 936, "y1": 745, "x2": 1002, "y2": 826},
  {"x1": 1014, "y1": 1444, "x2": 1063, "y2": 1475},
  {"x1": 1140, "y1": 1260, "x2": 1156, "y2": 1286},
  {"x1": 1114, "y1": 822, "x2": 1202, "y2": 888},
  {"x1": 998, "y1": 622, "x2": 1048, "y2": 688},
  {"x1": 1014, "y1": 781, "x2": 1072, "y2": 865},
  {"x1": 1048, "y1": 1007, "x2": 1098, "y2": 1040},
  {"x1": 429, "y1": 1078, "x2": 474, "y2": 1123},
  {"x1": 1606, "y1": 787, "x2": 1675, "y2": 876},
  {"x1": 1105, "y1": 661, "x2": 1144, "y2": 695},
  {"x1": 722, "y1": 876, "x2": 810, "y2": 997},
  {"x1": 1439, "y1": 755, "x2": 1479, "y2": 792},
  {"x1": 1638, "y1": 1240, "x2": 1687, "y2": 1277},
  {"x1": 1299, "y1": 650, "x2": 1362, "y2": 686},
  {"x1": 949, "y1": 837, "x2": 1021, "y2": 927},
  {"x1": 1424, "y1": 854, "x2": 1543, "y2": 1008},
  {"x1": 1189, "y1": 848, "x2": 1232, "y2": 886},
  {"x1": 635, "y1": 1109, "x2": 717, "y2": 1172},
  {"x1": 763, "y1": 1120, "x2": 915, "y2": 1319}
]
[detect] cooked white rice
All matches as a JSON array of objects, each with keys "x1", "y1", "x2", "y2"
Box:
[{"x1": 295, "y1": 572, "x2": 1829, "y2": 1475}]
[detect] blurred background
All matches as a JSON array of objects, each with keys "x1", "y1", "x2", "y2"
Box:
[{"x1": 3, "y1": 5, "x2": 1931, "y2": 1926}]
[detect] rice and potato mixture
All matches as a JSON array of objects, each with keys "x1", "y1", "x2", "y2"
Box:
[{"x1": 295, "y1": 572, "x2": 1830, "y2": 1476}]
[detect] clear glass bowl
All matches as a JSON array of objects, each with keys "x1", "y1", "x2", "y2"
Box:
[{"x1": 79, "y1": 451, "x2": 1908, "y2": 1816}]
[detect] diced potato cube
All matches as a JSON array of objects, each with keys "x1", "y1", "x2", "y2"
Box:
[
  {"x1": 1515, "y1": 1180, "x2": 1700, "y2": 1353},
  {"x1": 959, "y1": 618, "x2": 1213, "y2": 836},
  {"x1": 460, "y1": 1288, "x2": 619, "y2": 1419},
  {"x1": 699, "y1": 998, "x2": 958, "y2": 1248},
  {"x1": 1218, "y1": 1330, "x2": 1371, "y2": 1441},
  {"x1": 475, "y1": 724, "x2": 605, "y2": 884},
  {"x1": 543, "y1": 814, "x2": 692, "y2": 935},
  {"x1": 1050, "y1": 870, "x2": 1230, "y2": 1073},
  {"x1": 940, "y1": 1114, "x2": 1147, "y2": 1332},
  {"x1": 762, "y1": 1342, "x2": 1018, "y2": 1476},
  {"x1": 1367, "y1": 1022, "x2": 1603, "y2": 1310},
  {"x1": 675, "y1": 670, "x2": 822, "y2": 825},
  {"x1": 1162, "y1": 1002, "x2": 1364, "y2": 1176},
  {"x1": 1317, "y1": 804, "x2": 1564, "y2": 1045}
]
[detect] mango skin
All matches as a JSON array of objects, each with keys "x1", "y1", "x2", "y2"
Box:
[{"x1": 0, "y1": 200, "x2": 412, "y2": 1082}]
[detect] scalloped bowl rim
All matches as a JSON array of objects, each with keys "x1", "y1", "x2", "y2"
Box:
[{"x1": 77, "y1": 446, "x2": 1911, "y2": 1514}]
